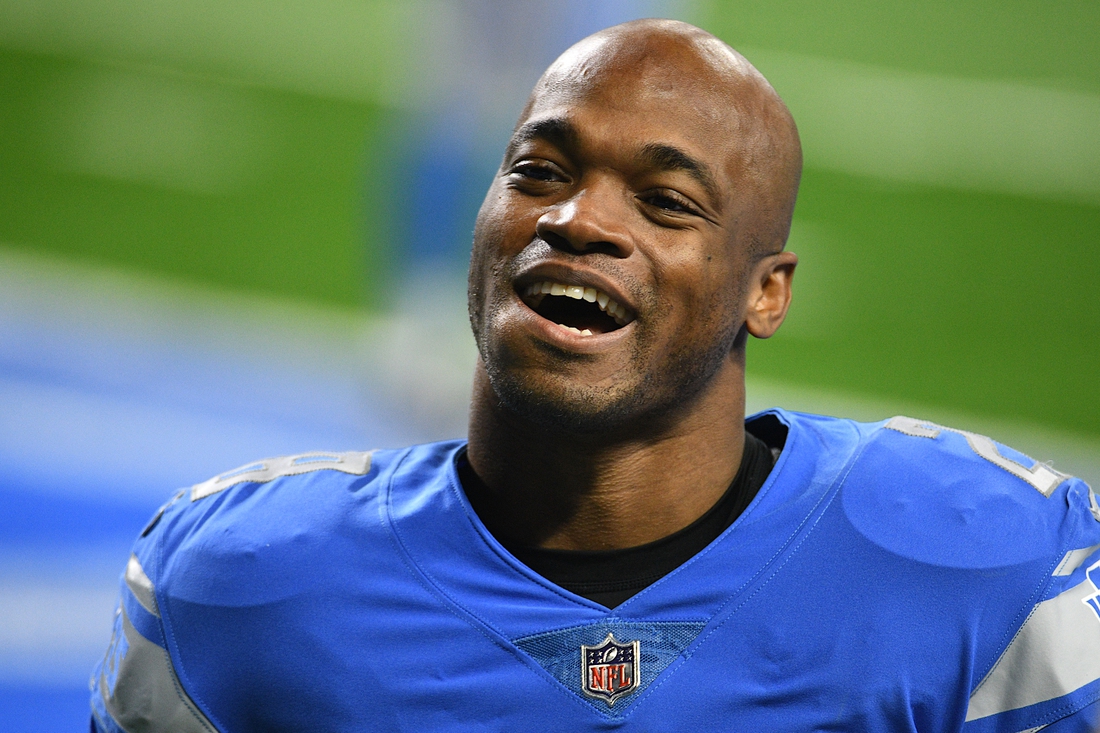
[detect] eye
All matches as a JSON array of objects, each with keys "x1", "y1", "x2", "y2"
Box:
[
  {"x1": 505, "y1": 160, "x2": 567, "y2": 189},
  {"x1": 639, "y1": 190, "x2": 700, "y2": 217},
  {"x1": 646, "y1": 194, "x2": 690, "y2": 212},
  {"x1": 513, "y1": 163, "x2": 559, "y2": 181}
]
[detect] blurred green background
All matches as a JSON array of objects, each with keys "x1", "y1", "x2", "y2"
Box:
[
  {"x1": 702, "y1": 1, "x2": 1100, "y2": 440},
  {"x1": 5, "y1": 3, "x2": 1095, "y2": 725},
  {"x1": 1, "y1": 0, "x2": 1097, "y2": 438}
]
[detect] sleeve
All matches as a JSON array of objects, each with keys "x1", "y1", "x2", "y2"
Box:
[
  {"x1": 963, "y1": 480, "x2": 1100, "y2": 733},
  {"x1": 89, "y1": 494, "x2": 220, "y2": 733}
]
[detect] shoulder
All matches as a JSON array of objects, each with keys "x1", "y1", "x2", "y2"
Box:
[
  {"x1": 134, "y1": 442, "x2": 462, "y2": 602},
  {"x1": 762, "y1": 409, "x2": 1099, "y2": 574},
  {"x1": 93, "y1": 443, "x2": 464, "y2": 730},
  {"x1": 789, "y1": 413, "x2": 1100, "y2": 728},
  {"x1": 835, "y1": 414, "x2": 1099, "y2": 570},
  {"x1": 867, "y1": 415, "x2": 1073, "y2": 499}
]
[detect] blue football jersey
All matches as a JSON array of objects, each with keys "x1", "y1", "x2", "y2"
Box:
[{"x1": 90, "y1": 411, "x2": 1100, "y2": 732}]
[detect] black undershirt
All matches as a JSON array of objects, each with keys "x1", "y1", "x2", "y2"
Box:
[{"x1": 456, "y1": 426, "x2": 779, "y2": 608}]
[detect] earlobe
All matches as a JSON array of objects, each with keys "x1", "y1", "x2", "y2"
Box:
[{"x1": 744, "y1": 251, "x2": 797, "y2": 339}]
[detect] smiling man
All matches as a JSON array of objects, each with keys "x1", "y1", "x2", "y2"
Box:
[
  {"x1": 463, "y1": 22, "x2": 799, "y2": 563},
  {"x1": 91, "y1": 19, "x2": 1100, "y2": 733}
]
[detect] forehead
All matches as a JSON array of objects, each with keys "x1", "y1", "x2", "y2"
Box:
[
  {"x1": 514, "y1": 46, "x2": 749, "y2": 184},
  {"x1": 533, "y1": 46, "x2": 735, "y2": 127}
]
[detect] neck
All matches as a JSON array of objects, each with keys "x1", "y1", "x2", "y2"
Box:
[{"x1": 464, "y1": 357, "x2": 746, "y2": 551}]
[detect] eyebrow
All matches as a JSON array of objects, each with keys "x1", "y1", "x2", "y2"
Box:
[
  {"x1": 638, "y1": 143, "x2": 721, "y2": 209},
  {"x1": 504, "y1": 117, "x2": 578, "y2": 162}
]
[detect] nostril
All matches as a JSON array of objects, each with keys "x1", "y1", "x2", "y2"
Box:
[
  {"x1": 538, "y1": 230, "x2": 574, "y2": 252},
  {"x1": 538, "y1": 231, "x2": 626, "y2": 257}
]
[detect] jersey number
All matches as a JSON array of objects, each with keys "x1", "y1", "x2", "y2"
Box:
[{"x1": 884, "y1": 416, "x2": 1069, "y2": 497}]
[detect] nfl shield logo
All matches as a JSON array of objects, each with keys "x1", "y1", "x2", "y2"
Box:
[{"x1": 581, "y1": 633, "x2": 639, "y2": 706}]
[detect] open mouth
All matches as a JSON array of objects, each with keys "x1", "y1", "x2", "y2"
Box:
[{"x1": 519, "y1": 280, "x2": 635, "y2": 336}]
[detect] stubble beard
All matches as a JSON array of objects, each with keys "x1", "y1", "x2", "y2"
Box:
[{"x1": 470, "y1": 285, "x2": 743, "y2": 438}]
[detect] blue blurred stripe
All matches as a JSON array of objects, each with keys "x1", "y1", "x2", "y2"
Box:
[
  {"x1": 0, "y1": 484, "x2": 152, "y2": 551},
  {"x1": 0, "y1": 683, "x2": 92, "y2": 733}
]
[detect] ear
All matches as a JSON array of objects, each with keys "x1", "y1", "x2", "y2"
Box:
[{"x1": 744, "y1": 251, "x2": 797, "y2": 339}]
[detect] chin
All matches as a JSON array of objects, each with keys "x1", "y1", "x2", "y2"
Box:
[
  {"x1": 485, "y1": 365, "x2": 658, "y2": 436},
  {"x1": 476, "y1": 306, "x2": 742, "y2": 437}
]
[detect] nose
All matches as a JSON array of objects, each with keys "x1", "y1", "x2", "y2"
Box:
[{"x1": 535, "y1": 181, "x2": 635, "y2": 258}]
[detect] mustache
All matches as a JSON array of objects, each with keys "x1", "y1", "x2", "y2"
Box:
[{"x1": 508, "y1": 239, "x2": 650, "y2": 309}]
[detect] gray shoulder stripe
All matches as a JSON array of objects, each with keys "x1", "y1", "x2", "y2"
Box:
[
  {"x1": 125, "y1": 555, "x2": 159, "y2": 618},
  {"x1": 884, "y1": 416, "x2": 940, "y2": 439},
  {"x1": 1054, "y1": 543, "x2": 1100, "y2": 577},
  {"x1": 191, "y1": 450, "x2": 373, "y2": 501},
  {"x1": 98, "y1": 605, "x2": 218, "y2": 733},
  {"x1": 966, "y1": 578, "x2": 1100, "y2": 721}
]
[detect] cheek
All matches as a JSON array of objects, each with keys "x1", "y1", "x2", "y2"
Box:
[
  {"x1": 471, "y1": 197, "x2": 535, "y2": 277},
  {"x1": 469, "y1": 196, "x2": 510, "y2": 286},
  {"x1": 471, "y1": 197, "x2": 502, "y2": 258},
  {"x1": 656, "y1": 247, "x2": 744, "y2": 326}
]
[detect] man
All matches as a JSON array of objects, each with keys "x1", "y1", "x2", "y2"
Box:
[{"x1": 91, "y1": 19, "x2": 1100, "y2": 732}]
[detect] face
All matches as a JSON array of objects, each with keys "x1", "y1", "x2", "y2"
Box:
[{"x1": 468, "y1": 42, "x2": 779, "y2": 433}]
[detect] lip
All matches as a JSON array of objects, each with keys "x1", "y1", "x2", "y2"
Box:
[
  {"x1": 513, "y1": 263, "x2": 637, "y2": 314},
  {"x1": 511, "y1": 263, "x2": 638, "y2": 353}
]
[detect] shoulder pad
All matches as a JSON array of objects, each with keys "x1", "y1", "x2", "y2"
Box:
[{"x1": 840, "y1": 416, "x2": 1094, "y2": 570}]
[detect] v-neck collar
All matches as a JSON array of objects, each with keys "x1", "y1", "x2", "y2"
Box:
[{"x1": 383, "y1": 410, "x2": 863, "y2": 642}]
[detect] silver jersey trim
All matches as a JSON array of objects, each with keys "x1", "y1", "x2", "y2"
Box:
[
  {"x1": 1053, "y1": 543, "x2": 1100, "y2": 577},
  {"x1": 966, "y1": 578, "x2": 1100, "y2": 721},
  {"x1": 191, "y1": 450, "x2": 372, "y2": 500},
  {"x1": 125, "y1": 555, "x2": 159, "y2": 617},
  {"x1": 98, "y1": 605, "x2": 218, "y2": 733}
]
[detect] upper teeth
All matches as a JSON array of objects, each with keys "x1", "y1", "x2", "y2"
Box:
[{"x1": 523, "y1": 281, "x2": 633, "y2": 326}]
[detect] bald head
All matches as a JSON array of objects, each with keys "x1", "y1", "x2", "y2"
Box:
[{"x1": 519, "y1": 19, "x2": 802, "y2": 256}]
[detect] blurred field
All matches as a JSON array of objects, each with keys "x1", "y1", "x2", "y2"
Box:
[
  {"x1": 0, "y1": 0, "x2": 1097, "y2": 727},
  {"x1": 702, "y1": 1, "x2": 1100, "y2": 437}
]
